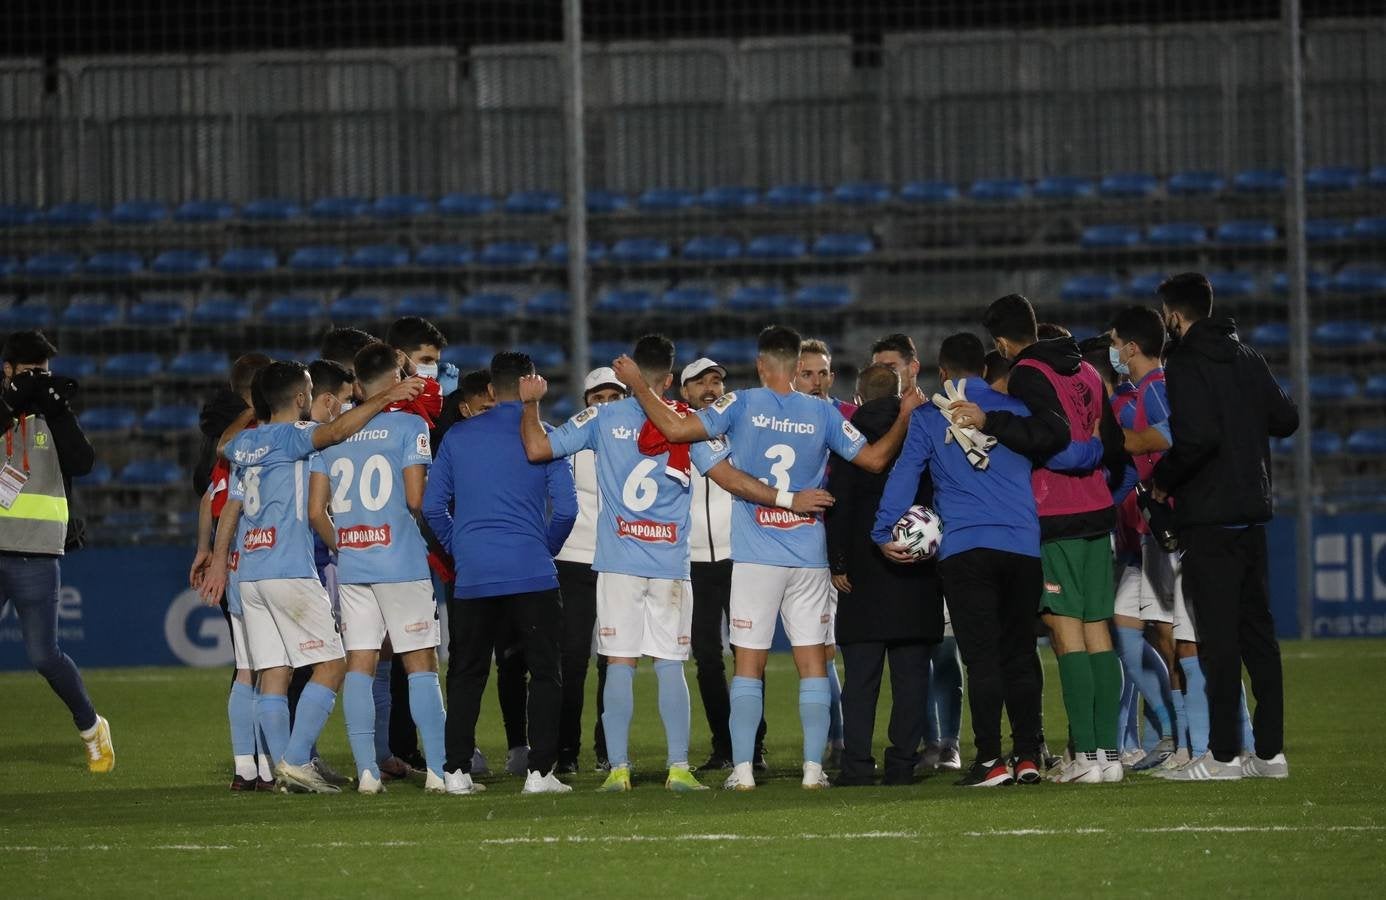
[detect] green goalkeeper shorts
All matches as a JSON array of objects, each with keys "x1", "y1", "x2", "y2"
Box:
[{"x1": 1039, "y1": 535, "x2": 1115, "y2": 622}]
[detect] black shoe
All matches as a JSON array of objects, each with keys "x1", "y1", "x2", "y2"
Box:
[
  {"x1": 1011, "y1": 754, "x2": 1043, "y2": 785},
  {"x1": 594, "y1": 754, "x2": 611, "y2": 773},
  {"x1": 753, "y1": 746, "x2": 768, "y2": 772},
  {"x1": 555, "y1": 759, "x2": 579, "y2": 776},
  {"x1": 955, "y1": 757, "x2": 1014, "y2": 788},
  {"x1": 881, "y1": 772, "x2": 917, "y2": 787},
  {"x1": 400, "y1": 751, "x2": 427, "y2": 771},
  {"x1": 697, "y1": 754, "x2": 734, "y2": 773},
  {"x1": 229, "y1": 774, "x2": 258, "y2": 792}
]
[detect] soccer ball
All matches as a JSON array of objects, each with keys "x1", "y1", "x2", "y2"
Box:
[{"x1": 891, "y1": 505, "x2": 943, "y2": 560}]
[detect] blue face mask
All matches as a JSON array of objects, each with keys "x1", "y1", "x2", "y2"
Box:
[{"x1": 1109, "y1": 345, "x2": 1131, "y2": 377}]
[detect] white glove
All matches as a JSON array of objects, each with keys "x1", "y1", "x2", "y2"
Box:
[{"x1": 931, "y1": 378, "x2": 993, "y2": 470}]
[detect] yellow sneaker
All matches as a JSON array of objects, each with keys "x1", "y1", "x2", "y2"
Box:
[
  {"x1": 83, "y1": 716, "x2": 115, "y2": 773},
  {"x1": 665, "y1": 766, "x2": 709, "y2": 793},
  {"x1": 598, "y1": 765, "x2": 632, "y2": 792}
]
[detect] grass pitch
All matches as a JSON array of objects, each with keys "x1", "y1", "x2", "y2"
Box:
[{"x1": 1, "y1": 641, "x2": 1383, "y2": 898}]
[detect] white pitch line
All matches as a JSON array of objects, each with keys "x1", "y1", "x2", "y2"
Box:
[
  {"x1": 481, "y1": 832, "x2": 920, "y2": 846},
  {"x1": 964, "y1": 825, "x2": 1386, "y2": 837}
]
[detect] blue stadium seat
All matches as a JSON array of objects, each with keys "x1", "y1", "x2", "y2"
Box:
[
  {"x1": 479, "y1": 241, "x2": 540, "y2": 267},
  {"x1": 1329, "y1": 265, "x2": 1386, "y2": 295},
  {"x1": 151, "y1": 249, "x2": 211, "y2": 275},
  {"x1": 129, "y1": 299, "x2": 187, "y2": 328},
  {"x1": 441, "y1": 345, "x2": 493, "y2": 370},
  {"x1": 503, "y1": 190, "x2": 561, "y2": 215},
  {"x1": 637, "y1": 188, "x2": 697, "y2": 212},
  {"x1": 102, "y1": 352, "x2": 163, "y2": 379},
  {"x1": 252, "y1": 347, "x2": 301, "y2": 363},
  {"x1": 141, "y1": 405, "x2": 200, "y2": 432},
  {"x1": 191, "y1": 296, "x2": 249, "y2": 326},
  {"x1": 1306, "y1": 165, "x2": 1361, "y2": 192},
  {"x1": 811, "y1": 233, "x2": 874, "y2": 258},
  {"x1": 76, "y1": 461, "x2": 112, "y2": 486},
  {"x1": 0, "y1": 203, "x2": 38, "y2": 227},
  {"x1": 833, "y1": 182, "x2": 891, "y2": 205},
  {"x1": 348, "y1": 244, "x2": 409, "y2": 269},
  {"x1": 1308, "y1": 374, "x2": 1359, "y2": 402},
  {"x1": 700, "y1": 186, "x2": 759, "y2": 210},
  {"x1": 263, "y1": 296, "x2": 325, "y2": 324},
  {"x1": 372, "y1": 194, "x2": 432, "y2": 219},
  {"x1": 1061, "y1": 275, "x2": 1122, "y2": 302},
  {"x1": 1167, "y1": 171, "x2": 1225, "y2": 195},
  {"x1": 84, "y1": 251, "x2": 144, "y2": 276},
  {"x1": 969, "y1": 178, "x2": 1028, "y2": 201},
  {"x1": 1249, "y1": 322, "x2": 1290, "y2": 349},
  {"x1": 0, "y1": 302, "x2": 54, "y2": 329},
  {"x1": 546, "y1": 242, "x2": 608, "y2": 265},
  {"x1": 119, "y1": 459, "x2": 185, "y2": 486},
  {"x1": 1033, "y1": 175, "x2": 1095, "y2": 200},
  {"x1": 726, "y1": 284, "x2": 786, "y2": 312},
  {"x1": 1306, "y1": 219, "x2": 1351, "y2": 242},
  {"x1": 168, "y1": 350, "x2": 227, "y2": 379},
  {"x1": 594, "y1": 289, "x2": 655, "y2": 315},
  {"x1": 764, "y1": 184, "x2": 823, "y2": 208},
  {"x1": 899, "y1": 180, "x2": 959, "y2": 203},
  {"x1": 63, "y1": 299, "x2": 121, "y2": 328},
  {"x1": 516, "y1": 343, "x2": 565, "y2": 371},
  {"x1": 1207, "y1": 270, "x2": 1257, "y2": 298},
  {"x1": 0, "y1": 255, "x2": 14, "y2": 276},
  {"x1": 609, "y1": 238, "x2": 671, "y2": 264},
  {"x1": 309, "y1": 196, "x2": 369, "y2": 219},
  {"x1": 1271, "y1": 270, "x2": 1328, "y2": 295},
  {"x1": 1146, "y1": 222, "x2": 1208, "y2": 246},
  {"x1": 1080, "y1": 224, "x2": 1142, "y2": 249},
  {"x1": 218, "y1": 247, "x2": 277, "y2": 273},
  {"x1": 527, "y1": 290, "x2": 570, "y2": 317},
  {"x1": 659, "y1": 286, "x2": 719, "y2": 314},
  {"x1": 681, "y1": 235, "x2": 742, "y2": 262},
  {"x1": 1353, "y1": 217, "x2": 1386, "y2": 241},
  {"x1": 1347, "y1": 429, "x2": 1386, "y2": 455},
  {"x1": 287, "y1": 245, "x2": 344, "y2": 271},
  {"x1": 415, "y1": 243, "x2": 474, "y2": 268},
  {"x1": 49, "y1": 354, "x2": 96, "y2": 380},
  {"x1": 1273, "y1": 431, "x2": 1343, "y2": 456},
  {"x1": 173, "y1": 199, "x2": 235, "y2": 223},
  {"x1": 24, "y1": 252, "x2": 80, "y2": 278},
  {"x1": 587, "y1": 341, "x2": 628, "y2": 367},
  {"x1": 110, "y1": 200, "x2": 167, "y2": 225},
  {"x1": 438, "y1": 193, "x2": 496, "y2": 217},
  {"x1": 44, "y1": 202, "x2": 102, "y2": 226},
  {"x1": 1234, "y1": 168, "x2": 1285, "y2": 193},
  {"x1": 705, "y1": 338, "x2": 759, "y2": 365},
  {"x1": 1312, "y1": 321, "x2": 1376, "y2": 349},
  {"x1": 792, "y1": 284, "x2": 853, "y2": 312},
  {"x1": 329, "y1": 295, "x2": 387, "y2": 321},
  {"x1": 396, "y1": 293, "x2": 453, "y2": 319},
  {"x1": 460, "y1": 292, "x2": 520, "y2": 318},
  {"x1": 1098, "y1": 172, "x2": 1158, "y2": 198},
  {"x1": 1366, "y1": 373, "x2": 1386, "y2": 400},
  {"x1": 745, "y1": 234, "x2": 807, "y2": 260},
  {"x1": 586, "y1": 189, "x2": 628, "y2": 215},
  {"x1": 82, "y1": 407, "x2": 138, "y2": 433},
  {"x1": 241, "y1": 198, "x2": 301, "y2": 221},
  {"x1": 1215, "y1": 220, "x2": 1277, "y2": 244}
]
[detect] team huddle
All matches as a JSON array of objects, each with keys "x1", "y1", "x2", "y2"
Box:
[{"x1": 189, "y1": 269, "x2": 1296, "y2": 795}]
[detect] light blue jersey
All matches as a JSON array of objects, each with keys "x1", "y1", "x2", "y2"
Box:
[
  {"x1": 223, "y1": 474, "x2": 245, "y2": 615},
  {"x1": 224, "y1": 421, "x2": 320, "y2": 582},
  {"x1": 548, "y1": 396, "x2": 730, "y2": 579},
  {"x1": 694, "y1": 387, "x2": 866, "y2": 568},
  {"x1": 310, "y1": 411, "x2": 433, "y2": 585}
]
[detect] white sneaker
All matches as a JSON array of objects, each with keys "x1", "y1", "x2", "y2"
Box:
[
  {"x1": 937, "y1": 744, "x2": 963, "y2": 771},
  {"x1": 1131, "y1": 736, "x2": 1175, "y2": 771},
  {"x1": 424, "y1": 770, "x2": 448, "y2": 794},
  {"x1": 1158, "y1": 751, "x2": 1244, "y2": 781},
  {"x1": 1153, "y1": 747, "x2": 1192, "y2": 773},
  {"x1": 1098, "y1": 749, "x2": 1124, "y2": 783},
  {"x1": 275, "y1": 760, "x2": 341, "y2": 794},
  {"x1": 919, "y1": 741, "x2": 943, "y2": 770},
  {"x1": 506, "y1": 746, "x2": 530, "y2": 777},
  {"x1": 521, "y1": 770, "x2": 573, "y2": 795},
  {"x1": 1119, "y1": 748, "x2": 1145, "y2": 767},
  {"x1": 357, "y1": 770, "x2": 386, "y2": 795},
  {"x1": 444, "y1": 770, "x2": 487, "y2": 795},
  {"x1": 802, "y1": 761, "x2": 831, "y2": 790},
  {"x1": 471, "y1": 748, "x2": 490, "y2": 777},
  {"x1": 723, "y1": 762, "x2": 756, "y2": 791},
  {"x1": 1241, "y1": 753, "x2": 1289, "y2": 779},
  {"x1": 1054, "y1": 753, "x2": 1103, "y2": 784}
]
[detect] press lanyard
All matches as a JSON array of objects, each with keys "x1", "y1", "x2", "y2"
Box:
[{"x1": 4, "y1": 417, "x2": 29, "y2": 473}]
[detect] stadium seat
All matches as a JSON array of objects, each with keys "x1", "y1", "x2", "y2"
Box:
[
  {"x1": 119, "y1": 459, "x2": 185, "y2": 486},
  {"x1": 81, "y1": 407, "x2": 138, "y2": 433},
  {"x1": 1271, "y1": 270, "x2": 1328, "y2": 295},
  {"x1": 659, "y1": 286, "x2": 719, "y2": 314},
  {"x1": 833, "y1": 182, "x2": 892, "y2": 205},
  {"x1": 460, "y1": 292, "x2": 520, "y2": 318},
  {"x1": 1306, "y1": 218, "x2": 1351, "y2": 242},
  {"x1": 1305, "y1": 165, "x2": 1361, "y2": 192},
  {"x1": 503, "y1": 190, "x2": 561, "y2": 215},
  {"x1": 1167, "y1": 170, "x2": 1225, "y2": 195},
  {"x1": 586, "y1": 189, "x2": 628, "y2": 214},
  {"x1": 415, "y1": 243, "x2": 474, "y2": 268},
  {"x1": 792, "y1": 283, "x2": 853, "y2": 311},
  {"x1": 396, "y1": 293, "x2": 453, "y2": 319},
  {"x1": 1215, "y1": 220, "x2": 1277, "y2": 244},
  {"x1": 1366, "y1": 373, "x2": 1386, "y2": 400},
  {"x1": 168, "y1": 350, "x2": 227, "y2": 379},
  {"x1": 1345, "y1": 430, "x2": 1386, "y2": 455},
  {"x1": 1273, "y1": 431, "x2": 1343, "y2": 456},
  {"x1": 1308, "y1": 374, "x2": 1359, "y2": 402},
  {"x1": 548, "y1": 396, "x2": 577, "y2": 421},
  {"x1": 191, "y1": 296, "x2": 250, "y2": 326},
  {"x1": 812, "y1": 232, "x2": 874, "y2": 258},
  {"x1": 218, "y1": 247, "x2": 277, "y2": 273},
  {"x1": 969, "y1": 178, "x2": 1028, "y2": 201},
  {"x1": 637, "y1": 188, "x2": 697, "y2": 213},
  {"x1": 0, "y1": 203, "x2": 38, "y2": 227},
  {"x1": 102, "y1": 352, "x2": 163, "y2": 380},
  {"x1": 1206, "y1": 270, "x2": 1257, "y2": 298},
  {"x1": 438, "y1": 192, "x2": 496, "y2": 216},
  {"x1": 1033, "y1": 175, "x2": 1095, "y2": 200},
  {"x1": 76, "y1": 461, "x2": 112, "y2": 486},
  {"x1": 83, "y1": 251, "x2": 144, "y2": 276},
  {"x1": 441, "y1": 344, "x2": 493, "y2": 370},
  {"x1": 699, "y1": 185, "x2": 759, "y2": 210},
  {"x1": 1369, "y1": 165, "x2": 1386, "y2": 189},
  {"x1": 24, "y1": 252, "x2": 80, "y2": 278},
  {"x1": 1312, "y1": 321, "x2": 1376, "y2": 349},
  {"x1": 141, "y1": 405, "x2": 200, "y2": 432},
  {"x1": 1233, "y1": 168, "x2": 1285, "y2": 193},
  {"x1": 49, "y1": 354, "x2": 96, "y2": 380},
  {"x1": 262, "y1": 295, "x2": 325, "y2": 324},
  {"x1": 371, "y1": 194, "x2": 432, "y2": 219},
  {"x1": 764, "y1": 184, "x2": 823, "y2": 208},
  {"x1": 1353, "y1": 217, "x2": 1386, "y2": 241},
  {"x1": 516, "y1": 343, "x2": 565, "y2": 370},
  {"x1": 1249, "y1": 322, "x2": 1290, "y2": 349},
  {"x1": 348, "y1": 244, "x2": 410, "y2": 269},
  {"x1": 287, "y1": 245, "x2": 345, "y2": 271},
  {"x1": 1080, "y1": 224, "x2": 1142, "y2": 249},
  {"x1": 1098, "y1": 172, "x2": 1158, "y2": 198},
  {"x1": 173, "y1": 199, "x2": 235, "y2": 223},
  {"x1": 726, "y1": 284, "x2": 786, "y2": 312},
  {"x1": 62, "y1": 298, "x2": 121, "y2": 328},
  {"x1": 594, "y1": 289, "x2": 655, "y2": 315},
  {"x1": 110, "y1": 199, "x2": 167, "y2": 225},
  {"x1": 899, "y1": 180, "x2": 959, "y2": 203},
  {"x1": 0, "y1": 302, "x2": 54, "y2": 329},
  {"x1": 745, "y1": 234, "x2": 807, "y2": 260},
  {"x1": 1146, "y1": 222, "x2": 1208, "y2": 246},
  {"x1": 704, "y1": 338, "x2": 759, "y2": 365},
  {"x1": 546, "y1": 242, "x2": 608, "y2": 265},
  {"x1": 587, "y1": 341, "x2": 627, "y2": 367},
  {"x1": 151, "y1": 249, "x2": 211, "y2": 275},
  {"x1": 527, "y1": 290, "x2": 570, "y2": 317},
  {"x1": 241, "y1": 198, "x2": 301, "y2": 221},
  {"x1": 129, "y1": 299, "x2": 187, "y2": 328},
  {"x1": 309, "y1": 196, "x2": 369, "y2": 219},
  {"x1": 609, "y1": 238, "x2": 672, "y2": 265},
  {"x1": 1329, "y1": 265, "x2": 1386, "y2": 295},
  {"x1": 0, "y1": 256, "x2": 15, "y2": 277},
  {"x1": 44, "y1": 202, "x2": 102, "y2": 226},
  {"x1": 329, "y1": 295, "x2": 387, "y2": 321},
  {"x1": 681, "y1": 235, "x2": 742, "y2": 262},
  {"x1": 1061, "y1": 275, "x2": 1123, "y2": 302},
  {"x1": 479, "y1": 241, "x2": 540, "y2": 267}
]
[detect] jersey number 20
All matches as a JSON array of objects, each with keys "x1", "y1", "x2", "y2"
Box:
[{"x1": 330, "y1": 455, "x2": 393, "y2": 513}]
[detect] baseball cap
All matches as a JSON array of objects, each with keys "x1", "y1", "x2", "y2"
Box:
[
  {"x1": 680, "y1": 357, "x2": 726, "y2": 385},
  {"x1": 583, "y1": 366, "x2": 624, "y2": 395}
]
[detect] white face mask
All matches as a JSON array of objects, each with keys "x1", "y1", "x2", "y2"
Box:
[
  {"x1": 339, "y1": 400, "x2": 354, "y2": 412},
  {"x1": 415, "y1": 363, "x2": 439, "y2": 380}
]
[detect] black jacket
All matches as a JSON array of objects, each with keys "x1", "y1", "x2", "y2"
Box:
[
  {"x1": 826, "y1": 396, "x2": 942, "y2": 645},
  {"x1": 1152, "y1": 316, "x2": 1299, "y2": 528},
  {"x1": 980, "y1": 337, "x2": 1117, "y2": 541},
  {"x1": 193, "y1": 389, "x2": 247, "y2": 496}
]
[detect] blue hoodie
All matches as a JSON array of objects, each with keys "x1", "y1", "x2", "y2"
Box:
[{"x1": 872, "y1": 380, "x2": 1040, "y2": 560}]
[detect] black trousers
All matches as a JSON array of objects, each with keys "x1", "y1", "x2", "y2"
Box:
[
  {"x1": 445, "y1": 590, "x2": 562, "y2": 775},
  {"x1": 939, "y1": 547, "x2": 1044, "y2": 762},
  {"x1": 556, "y1": 561, "x2": 607, "y2": 765},
  {"x1": 388, "y1": 655, "x2": 418, "y2": 760},
  {"x1": 495, "y1": 621, "x2": 530, "y2": 750},
  {"x1": 839, "y1": 640, "x2": 929, "y2": 783},
  {"x1": 691, "y1": 558, "x2": 766, "y2": 758},
  {"x1": 1180, "y1": 524, "x2": 1283, "y2": 761}
]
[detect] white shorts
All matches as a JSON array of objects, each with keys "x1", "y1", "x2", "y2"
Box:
[
  {"x1": 240, "y1": 577, "x2": 344, "y2": 670},
  {"x1": 338, "y1": 580, "x2": 440, "y2": 654},
  {"x1": 729, "y1": 562, "x2": 832, "y2": 650},
  {"x1": 1172, "y1": 566, "x2": 1198, "y2": 643},
  {"x1": 596, "y1": 572, "x2": 693, "y2": 661},
  {"x1": 229, "y1": 611, "x2": 251, "y2": 671},
  {"x1": 1113, "y1": 536, "x2": 1177, "y2": 624},
  {"x1": 826, "y1": 589, "x2": 838, "y2": 646}
]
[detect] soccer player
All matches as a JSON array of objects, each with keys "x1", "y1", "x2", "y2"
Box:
[
  {"x1": 388, "y1": 315, "x2": 459, "y2": 396},
  {"x1": 617, "y1": 325, "x2": 922, "y2": 790},
  {"x1": 319, "y1": 327, "x2": 376, "y2": 374},
  {"x1": 307, "y1": 342, "x2": 448, "y2": 795},
  {"x1": 307, "y1": 360, "x2": 356, "y2": 424},
  {"x1": 201, "y1": 362, "x2": 424, "y2": 793}
]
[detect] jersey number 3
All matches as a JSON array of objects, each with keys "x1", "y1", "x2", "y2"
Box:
[{"x1": 760, "y1": 443, "x2": 796, "y2": 491}]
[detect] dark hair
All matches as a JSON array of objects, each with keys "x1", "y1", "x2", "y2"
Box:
[
  {"x1": 937, "y1": 332, "x2": 987, "y2": 376},
  {"x1": 1110, "y1": 305, "x2": 1168, "y2": 358},
  {"x1": 983, "y1": 350, "x2": 1010, "y2": 386},
  {"x1": 319, "y1": 327, "x2": 376, "y2": 368},
  {"x1": 1080, "y1": 339, "x2": 1118, "y2": 390},
  {"x1": 856, "y1": 362, "x2": 900, "y2": 404},
  {"x1": 386, "y1": 316, "x2": 448, "y2": 353},
  {"x1": 2, "y1": 330, "x2": 58, "y2": 366},
  {"x1": 1157, "y1": 272, "x2": 1214, "y2": 321},
  {"x1": 489, "y1": 351, "x2": 534, "y2": 395},
  {"x1": 632, "y1": 333, "x2": 676, "y2": 377},
  {"x1": 757, "y1": 325, "x2": 803, "y2": 366},
  {"x1": 251, "y1": 361, "x2": 309, "y2": 419},
  {"x1": 352, "y1": 341, "x2": 400, "y2": 387},
  {"x1": 870, "y1": 332, "x2": 917, "y2": 362},
  {"x1": 230, "y1": 352, "x2": 273, "y2": 397},
  {"x1": 1036, "y1": 322, "x2": 1071, "y2": 340},
  {"x1": 308, "y1": 359, "x2": 355, "y2": 399},
  {"x1": 459, "y1": 369, "x2": 491, "y2": 401},
  {"x1": 981, "y1": 294, "x2": 1038, "y2": 344}
]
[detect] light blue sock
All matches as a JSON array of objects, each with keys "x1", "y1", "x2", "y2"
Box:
[
  {"x1": 407, "y1": 671, "x2": 447, "y2": 779},
  {"x1": 1171, "y1": 687, "x2": 1188, "y2": 750},
  {"x1": 1238, "y1": 683, "x2": 1256, "y2": 754},
  {"x1": 825, "y1": 658, "x2": 844, "y2": 744},
  {"x1": 343, "y1": 672, "x2": 380, "y2": 781},
  {"x1": 799, "y1": 676, "x2": 831, "y2": 766},
  {"x1": 257, "y1": 693, "x2": 291, "y2": 765},
  {"x1": 284, "y1": 682, "x2": 336, "y2": 767},
  {"x1": 1116, "y1": 627, "x2": 1173, "y2": 740},
  {"x1": 1179, "y1": 657, "x2": 1210, "y2": 757},
  {"x1": 729, "y1": 676, "x2": 763, "y2": 766},
  {"x1": 600, "y1": 663, "x2": 636, "y2": 768},
  {"x1": 373, "y1": 660, "x2": 393, "y2": 764},
  {"x1": 654, "y1": 659, "x2": 691, "y2": 767},
  {"x1": 1142, "y1": 637, "x2": 1176, "y2": 738},
  {"x1": 228, "y1": 681, "x2": 256, "y2": 757},
  {"x1": 933, "y1": 638, "x2": 963, "y2": 744},
  {"x1": 1142, "y1": 700, "x2": 1162, "y2": 753},
  {"x1": 1118, "y1": 653, "x2": 1139, "y2": 752},
  {"x1": 252, "y1": 689, "x2": 271, "y2": 763}
]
